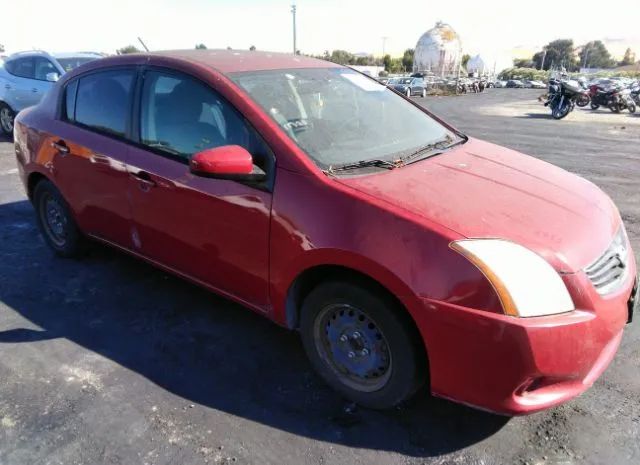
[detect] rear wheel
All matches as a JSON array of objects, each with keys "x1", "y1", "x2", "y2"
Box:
[
  {"x1": 300, "y1": 281, "x2": 425, "y2": 409},
  {"x1": 609, "y1": 102, "x2": 621, "y2": 113},
  {"x1": 628, "y1": 101, "x2": 636, "y2": 114},
  {"x1": 0, "y1": 103, "x2": 14, "y2": 136},
  {"x1": 590, "y1": 102, "x2": 600, "y2": 110},
  {"x1": 33, "y1": 180, "x2": 86, "y2": 258}
]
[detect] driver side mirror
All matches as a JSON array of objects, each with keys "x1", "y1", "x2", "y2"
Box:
[
  {"x1": 45, "y1": 72, "x2": 60, "y2": 82},
  {"x1": 190, "y1": 145, "x2": 266, "y2": 182}
]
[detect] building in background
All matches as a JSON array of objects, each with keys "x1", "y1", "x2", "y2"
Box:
[{"x1": 413, "y1": 22, "x2": 462, "y2": 76}]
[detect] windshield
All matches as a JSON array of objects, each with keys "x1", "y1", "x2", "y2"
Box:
[
  {"x1": 56, "y1": 57, "x2": 99, "y2": 72},
  {"x1": 396, "y1": 78, "x2": 413, "y2": 84},
  {"x1": 232, "y1": 68, "x2": 455, "y2": 169}
]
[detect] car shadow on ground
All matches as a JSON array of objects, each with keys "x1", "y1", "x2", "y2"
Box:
[{"x1": 0, "y1": 199, "x2": 509, "y2": 457}]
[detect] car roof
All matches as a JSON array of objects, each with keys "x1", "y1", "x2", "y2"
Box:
[
  {"x1": 52, "y1": 52, "x2": 104, "y2": 59},
  {"x1": 6, "y1": 50, "x2": 103, "y2": 61},
  {"x1": 142, "y1": 49, "x2": 341, "y2": 74}
]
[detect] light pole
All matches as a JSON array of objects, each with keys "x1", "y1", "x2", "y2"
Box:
[{"x1": 291, "y1": 3, "x2": 297, "y2": 55}]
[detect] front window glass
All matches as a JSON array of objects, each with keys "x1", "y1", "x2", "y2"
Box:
[
  {"x1": 34, "y1": 57, "x2": 58, "y2": 80},
  {"x1": 232, "y1": 68, "x2": 454, "y2": 169},
  {"x1": 56, "y1": 57, "x2": 99, "y2": 72},
  {"x1": 140, "y1": 71, "x2": 270, "y2": 167}
]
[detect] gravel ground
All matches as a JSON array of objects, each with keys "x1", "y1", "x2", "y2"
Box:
[{"x1": 0, "y1": 89, "x2": 638, "y2": 465}]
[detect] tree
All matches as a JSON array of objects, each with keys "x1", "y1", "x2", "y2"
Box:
[
  {"x1": 461, "y1": 54, "x2": 471, "y2": 69},
  {"x1": 116, "y1": 45, "x2": 140, "y2": 55},
  {"x1": 383, "y1": 54, "x2": 392, "y2": 72},
  {"x1": 513, "y1": 58, "x2": 534, "y2": 68},
  {"x1": 533, "y1": 39, "x2": 577, "y2": 71},
  {"x1": 619, "y1": 48, "x2": 636, "y2": 66},
  {"x1": 402, "y1": 48, "x2": 414, "y2": 72},
  {"x1": 195, "y1": 43, "x2": 207, "y2": 50},
  {"x1": 578, "y1": 41, "x2": 615, "y2": 69},
  {"x1": 328, "y1": 50, "x2": 355, "y2": 65},
  {"x1": 249, "y1": 45, "x2": 256, "y2": 51}
]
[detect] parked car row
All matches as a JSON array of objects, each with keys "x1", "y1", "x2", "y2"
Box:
[{"x1": 0, "y1": 50, "x2": 102, "y2": 135}]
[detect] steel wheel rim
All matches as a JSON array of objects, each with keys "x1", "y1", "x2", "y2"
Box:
[
  {"x1": 313, "y1": 303, "x2": 392, "y2": 392},
  {"x1": 0, "y1": 108, "x2": 13, "y2": 132},
  {"x1": 40, "y1": 193, "x2": 68, "y2": 247}
]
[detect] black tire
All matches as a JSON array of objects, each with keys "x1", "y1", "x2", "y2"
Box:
[
  {"x1": 406, "y1": 88, "x2": 411, "y2": 98},
  {"x1": 421, "y1": 88, "x2": 427, "y2": 98},
  {"x1": 33, "y1": 179, "x2": 86, "y2": 258},
  {"x1": 628, "y1": 101, "x2": 636, "y2": 114},
  {"x1": 576, "y1": 94, "x2": 590, "y2": 107},
  {"x1": 608, "y1": 102, "x2": 621, "y2": 113},
  {"x1": 0, "y1": 102, "x2": 15, "y2": 136},
  {"x1": 590, "y1": 103, "x2": 600, "y2": 110},
  {"x1": 300, "y1": 280, "x2": 425, "y2": 409},
  {"x1": 552, "y1": 103, "x2": 570, "y2": 120}
]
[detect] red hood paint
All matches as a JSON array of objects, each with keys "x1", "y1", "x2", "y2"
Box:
[{"x1": 338, "y1": 138, "x2": 619, "y2": 273}]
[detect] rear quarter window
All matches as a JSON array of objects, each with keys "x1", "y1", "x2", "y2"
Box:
[{"x1": 74, "y1": 69, "x2": 135, "y2": 138}]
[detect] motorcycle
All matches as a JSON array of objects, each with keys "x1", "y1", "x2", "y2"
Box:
[
  {"x1": 544, "y1": 79, "x2": 583, "y2": 119},
  {"x1": 629, "y1": 82, "x2": 640, "y2": 106},
  {"x1": 588, "y1": 84, "x2": 620, "y2": 111},
  {"x1": 608, "y1": 88, "x2": 636, "y2": 113}
]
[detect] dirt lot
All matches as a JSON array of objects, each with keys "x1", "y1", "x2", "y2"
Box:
[{"x1": 0, "y1": 89, "x2": 638, "y2": 465}]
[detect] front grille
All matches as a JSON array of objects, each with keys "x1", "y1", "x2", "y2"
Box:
[{"x1": 585, "y1": 227, "x2": 629, "y2": 295}]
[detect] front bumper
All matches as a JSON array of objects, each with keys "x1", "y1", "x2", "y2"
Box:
[{"x1": 415, "y1": 260, "x2": 636, "y2": 416}]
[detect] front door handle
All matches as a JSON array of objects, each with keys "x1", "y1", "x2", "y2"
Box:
[
  {"x1": 51, "y1": 140, "x2": 70, "y2": 155},
  {"x1": 4, "y1": 84, "x2": 10, "y2": 90},
  {"x1": 130, "y1": 171, "x2": 157, "y2": 191},
  {"x1": 32, "y1": 88, "x2": 39, "y2": 93}
]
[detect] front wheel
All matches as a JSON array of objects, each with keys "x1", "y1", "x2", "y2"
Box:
[
  {"x1": 576, "y1": 94, "x2": 590, "y2": 107},
  {"x1": 406, "y1": 88, "x2": 411, "y2": 98},
  {"x1": 33, "y1": 180, "x2": 86, "y2": 258},
  {"x1": 421, "y1": 88, "x2": 427, "y2": 98},
  {"x1": 552, "y1": 103, "x2": 571, "y2": 119},
  {"x1": 628, "y1": 101, "x2": 636, "y2": 114},
  {"x1": 0, "y1": 103, "x2": 15, "y2": 136},
  {"x1": 300, "y1": 281, "x2": 425, "y2": 409},
  {"x1": 590, "y1": 102, "x2": 600, "y2": 110},
  {"x1": 608, "y1": 102, "x2": 621, "y2": 113}
]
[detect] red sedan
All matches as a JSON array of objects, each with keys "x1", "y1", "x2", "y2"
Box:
[{"x1": 13, "y1": 50, "x2": 638, "y2": 415}]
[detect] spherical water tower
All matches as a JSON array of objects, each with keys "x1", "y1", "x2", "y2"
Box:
[{"x1": 413, "y1": 22, "x2": 463, "y2": 76}]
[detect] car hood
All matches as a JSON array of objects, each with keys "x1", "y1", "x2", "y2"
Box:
[{"x1": 337, "y1": 138, "x2": 618, "y2": 273}]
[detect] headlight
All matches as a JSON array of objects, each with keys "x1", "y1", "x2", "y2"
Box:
[{"x1": 451, "y1": 239, "x2": 574, "y2": 317}]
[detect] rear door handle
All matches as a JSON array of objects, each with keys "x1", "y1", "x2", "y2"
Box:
[
  {"x1": 130, "y1": 171, "x2": 157, "y2": 190},
  {"x1": 51, "y1": 140, "x2": 70, "y2": 155},
  {"x1": 31, "y1": 88, "x2": 38, "y2": 93},
  {"x1": 4, "y1": 84, "x2": 10, "y2": 90}
]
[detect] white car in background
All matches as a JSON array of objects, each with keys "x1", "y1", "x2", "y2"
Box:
[{"x1": 0, "y1": 50, "x2": 102, "y2": 135}]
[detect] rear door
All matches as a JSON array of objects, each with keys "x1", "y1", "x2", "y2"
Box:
[
  {"x1": 125, "y1": 69, "x2": 274, "y2": 308},
  {"x1": 3, "y1": 57, "x2": 40, "y2": 110},
  {"x1": 51, "y1": 68, "x2": 136, "y2": 247}
]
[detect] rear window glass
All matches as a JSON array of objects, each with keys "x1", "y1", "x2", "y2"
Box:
[
  {"x1": 74, "y1": 69, "x2": 134, "y2": 137},
  {"x1": 5, "y1": 57, "x2": 35, "y2": 79},
  {"x1": 64, "y1": 80, "x2": 79, "y2": 121}
]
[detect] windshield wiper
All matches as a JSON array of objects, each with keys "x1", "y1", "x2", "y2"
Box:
[
  {"x1": 398, "y1": 135, "x2": 464, "y2": 165},
  {"x1": 326, "y1": 158, "x2": 399, "y2": 174}
]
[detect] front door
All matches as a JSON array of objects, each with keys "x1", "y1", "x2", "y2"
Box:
[{"x1": 126, "y1": 70, "x2": 273, "y2": 308}]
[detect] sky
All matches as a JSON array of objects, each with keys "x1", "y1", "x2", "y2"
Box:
[{"x1": 3, "y1": 0, "x2": 640, "y2": 61}]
